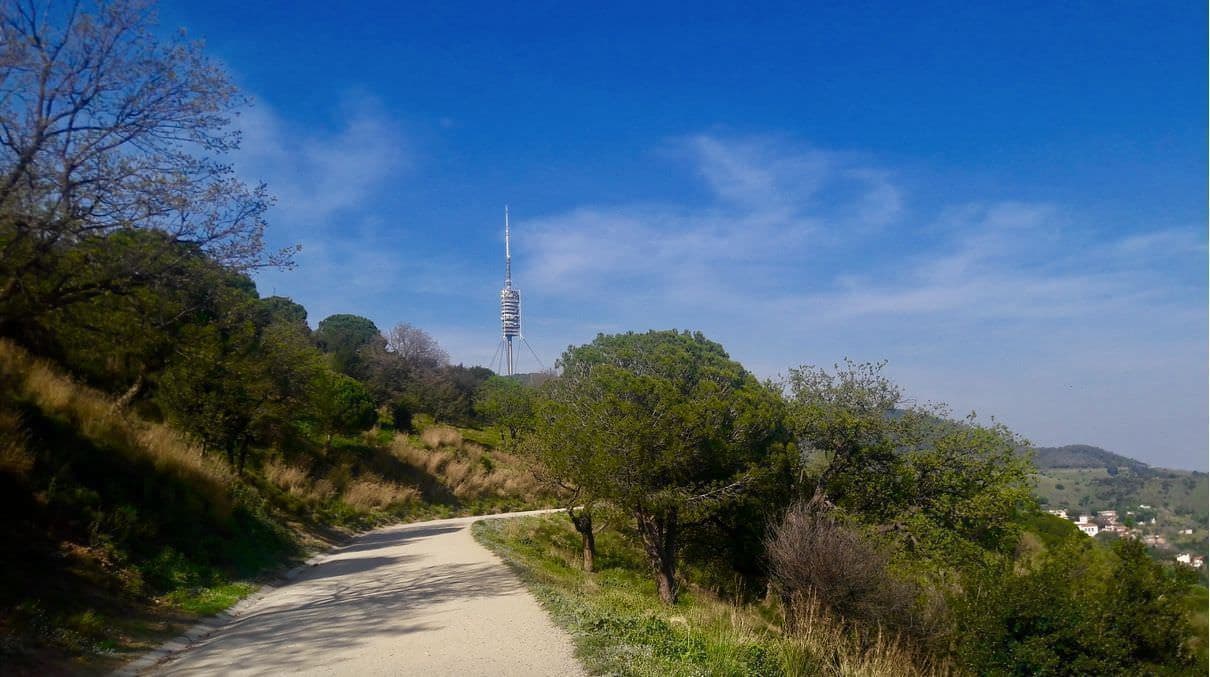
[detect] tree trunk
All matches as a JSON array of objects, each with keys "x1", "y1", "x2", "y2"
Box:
[
  {"x1": 635, "y1": 506, "x2": 679, "y2": 604},
  {"x1": 237, "y1": 437, "x2": 249, "y2": 475},
  {"x1": 568, "y1": 508, "x2": 596, "y2": 572},
  {"x1": 111, "y1": 371, "x2": 145, "y2": 413}
]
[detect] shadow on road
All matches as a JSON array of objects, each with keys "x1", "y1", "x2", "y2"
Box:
[
  {"x1": 329, "y1": 524, "x2": 464, "y2": 556},
  {"x1": 159, "y1": 552, "x2": 523, "y2": 675}
]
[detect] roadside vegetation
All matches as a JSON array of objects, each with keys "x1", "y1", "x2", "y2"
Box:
[
  {"x1": 0, "y1": 338, "x2": 553, "y2": 672},
  {"x1": 496, "y1": 332, "x2": 1207, "y2": 676},
  {"x1": 475, "y1": 514, "x2": 937, "y2": 677}
]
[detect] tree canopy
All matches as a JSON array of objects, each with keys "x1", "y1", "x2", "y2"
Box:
[{"x1": 533, "y1": 330, "x2": 792, "y2": 602}]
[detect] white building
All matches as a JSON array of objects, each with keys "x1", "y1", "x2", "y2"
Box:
[
  {"x1": 1047, "y1": 509, "x2": 1069, "y2": 519},
  {"x1": 1097, "y1": 510, "x2": 1118, "y2": 521},
  {"x1": 1078, "y1": 523, "x2": 1100, "y2": 537}
]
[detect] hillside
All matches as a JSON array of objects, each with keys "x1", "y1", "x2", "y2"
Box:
[
  {"x1": 1031, "y1": 444, "x2": 1208, "y2": 525},
  {"x1": 1032, "y1": 444, "x2": 1150, "y2": 472},
  {"x1": 0, "y1": 340, "x2": 552, "y2": 673}
]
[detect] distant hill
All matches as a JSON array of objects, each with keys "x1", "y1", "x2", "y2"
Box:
[
  {"x1": 1031, "y1": 444, "x2": 1149, "y2": 472},
  {"x1": 1029, "y1": 444, "x2": 1208, "y2": 523}
]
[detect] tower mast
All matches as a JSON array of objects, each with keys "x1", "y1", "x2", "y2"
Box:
[{"x1": 499, "y1": 206, "x2": 521, "y2": 375}]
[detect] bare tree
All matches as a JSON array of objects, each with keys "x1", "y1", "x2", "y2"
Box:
[
  {"x1": 384, "y1": 322, "x2": 449, "y2": 371},
  {"x1": 0, "y1": 0, "x2": 294, "y2": 327}
]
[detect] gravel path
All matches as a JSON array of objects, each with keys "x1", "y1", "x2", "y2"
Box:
[{"x1": 144, "y1": 510, "x2": 585, "y2": 676}]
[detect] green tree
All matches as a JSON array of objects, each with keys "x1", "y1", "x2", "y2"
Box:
[
  {"x1": 956, "y1": 536, "x2": 1201, "y2": 675},
  {"x1": 475, "y1": 376, "x2": 536, "y2": 444},
  {"x1": 536, "y1": 330, "x2": 789, "y2": 603},
  {"x1": 785, "y1": 360, "x2": 1033, "y2": 564},
  {"x1": 314, "y1": 314, "x2": 383, "y2": 378},
  {"x1": 311, "y1": 370, "x2": 377, "y2": 449},
  {"x1": 155, "y1": 278, "x2": 323, "y2": 471},
  {"x1": 0, "y1": 0, "x2": 293, "y2": 339}
]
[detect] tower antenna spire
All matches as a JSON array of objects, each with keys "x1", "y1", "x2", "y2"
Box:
[{"x1": 498, "y1": 206, "x2": 522, "y2": 375}]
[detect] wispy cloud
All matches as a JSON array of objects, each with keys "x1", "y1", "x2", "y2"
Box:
[
  {"x1": 239, "y1": 93, "x2": 412, "y2": 319},
  {"x1": 523, "y1": 134, "x2": 901, "y2": 309},
  {"x1": 235, "y1": 93, "x2": 405, "y2": 229}
]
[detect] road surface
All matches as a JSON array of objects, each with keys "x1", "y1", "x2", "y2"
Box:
[{"x1": 144, "y1": 510, "x2": 584, "y2": 676}]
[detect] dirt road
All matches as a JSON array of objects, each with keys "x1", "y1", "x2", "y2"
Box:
[{"x1": 142, "y1": 510, "x2": 584, "y2": 676}]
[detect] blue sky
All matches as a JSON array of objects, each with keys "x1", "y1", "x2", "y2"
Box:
[{"x1": 159, "y1": 1, "x2": 1207, "y2": 470}]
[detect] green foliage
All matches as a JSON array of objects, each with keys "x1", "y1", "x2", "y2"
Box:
[
  {"x1": 785, "y1": 360, "x2": 1035, "y2": 567},
  {"x1": 474, "y1": 375, "x2": 536, "y2": 443},
  {"x1": 955, "y1": 535, "x2": 1204, "y2": 675},
  {"x1": 311, "y1": 371, "x2": 377, "y2": 446},
  {"x1": 0, "y1": 0, "x2": 291, "y2": 347},
  {"x1": 532, "y1": 330, "x2": 793, "y2": 602},
  {"x1": 1034, "y1": 466, "x2": 1208, "y2": 523},
  {"x1": 475, "y1": 515, "x2": 933, "y2": 677},
  {"x1": 314, "y1": 314, "x2": 383, "y2": 377},
  {"x1": 1032, "y1": 444, "x2": 1148, "y2": 472}
]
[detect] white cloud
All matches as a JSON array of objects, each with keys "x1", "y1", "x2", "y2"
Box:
[{"x1": 235, "y1": 93, "x2": 405, "y2": 229}]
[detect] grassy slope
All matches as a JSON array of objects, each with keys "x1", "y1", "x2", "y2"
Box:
[
  {"x1": 473, "y1": 514, "x2": 933, "y2": 677},
  {"x1": 0, "y1": 340, "x2": 551, "y2": 673},
  {"x1": 1033, "y1": 467, "x2": 1208, "y2": 522},
  {"x1": 1030, "y1": 443, "x2": 1208, "y2": 522}
]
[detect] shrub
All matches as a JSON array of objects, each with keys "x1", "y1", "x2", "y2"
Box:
[{"x1": 767, "y1": 502, "x2": 923, "y2": 642}]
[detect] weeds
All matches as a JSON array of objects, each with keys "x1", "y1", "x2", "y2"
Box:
[{"x1": 474, "y1": 515, "x2": 941, "y2": 677}]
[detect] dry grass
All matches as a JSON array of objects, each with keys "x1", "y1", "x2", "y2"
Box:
[
  {"x1": 264, "y1": 458, "x2": 418, "y2": 512},
  {"x1": 264, "y1": 459, "x2": 311, "y2": 496},
  {"x1": 391, "y1": 433, "x2": 545, "y2": 501},
  {"x1": 775, "y1": 591, "x2": 947, "y2": 676},
  {"x1": 420, "y1": 425, "x2": 462, "y2": 448},
  {"x1": 0, "y1": 406, "x2": 34, "y2": 476},
  {"x1": 342, "y1": 478, "x2": 420, "y2": 511},
  {"x1": 0, "y1": 339, "x2": 234, "y2": 514}
]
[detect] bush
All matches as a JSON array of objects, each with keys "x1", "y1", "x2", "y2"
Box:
[
  {"x1": 767, "y1": 502, "x2": 925, "y2": 642},
  {"x1": 955, "y1": 536, "x2": 1204, "y2": 675}
]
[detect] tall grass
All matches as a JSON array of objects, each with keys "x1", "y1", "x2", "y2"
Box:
[
  {"x1": 342, "y1": 478, "x2": 420, "y2": 510},
  {"x1": 0, "y1": 406, "x2": 34, "y2": 476},
  {"x1": 0, "y1": 339, "x2": 234, "y2": 514},
  {"x1": 474, "y1": 515, "x2": 943, "y2": 677},
  {"x1": 391, "y1": 432, "x2": 545, "y2": 502}
]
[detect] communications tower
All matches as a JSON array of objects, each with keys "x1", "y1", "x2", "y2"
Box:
[
  {"x1": 499, "y1": 206, "x2": 521, "y2": 375},
  {"x1": 491, "y1": 206, "x2": 543, "y2": 377}
]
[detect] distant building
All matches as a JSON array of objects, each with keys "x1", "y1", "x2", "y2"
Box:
[
  {"x1": 1174, "y1": 553, "x2": 1202, "y2": 567},
  {"x1": 1047, "y1": 509, "x2": 1069, "y2": 519},
  {"x1": 1078, "y1": 523, "x2": 1100, "y2": 537},
  {"x1": 1097, "y1": 510, "x2": 1118, "y2": 521},
  {"x1": 1076, "y1": 514, "x2": 1091, "y2": 525},
  {"x1": 1103, "y1": 524, "x2": 1128, "y2": 534},
  {"x1": 1142, "y1": 534, "x2": 1167, "y2": 547},
  {"x1": 1179, "y1": 528, "x2": 1194, "y2": 535}
]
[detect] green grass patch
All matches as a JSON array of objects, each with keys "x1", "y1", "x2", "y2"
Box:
[
  {"x1": 161, "y1": 582, "x2": 257, "y2": 616},
  {"x1": 473, "y1": 515, "x2": 927, "y2": 676}
]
